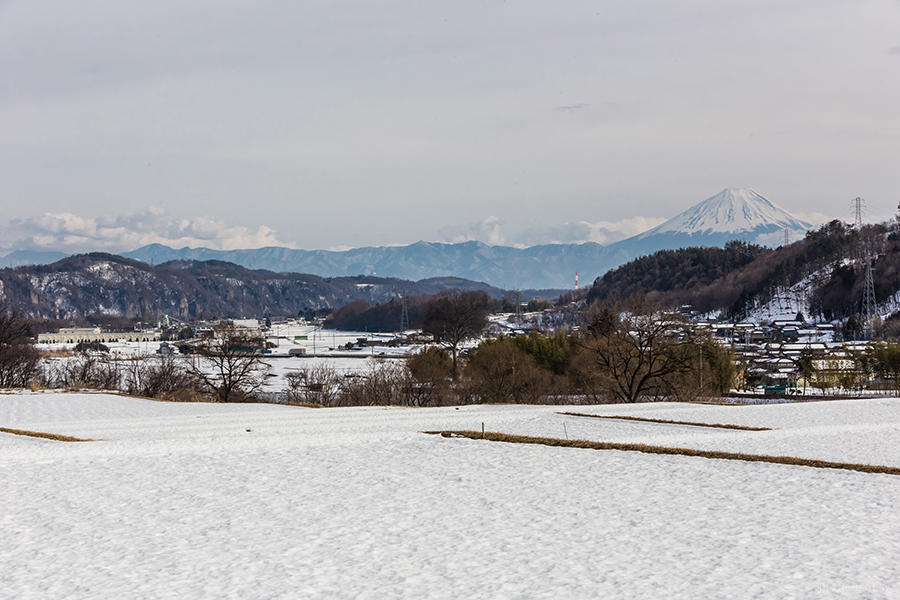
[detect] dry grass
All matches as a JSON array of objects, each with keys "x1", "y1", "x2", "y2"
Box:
[
  {"x1": 38, "y1": 350, "x2": 73, "y2": 358},
  {"x1": 0, "y1": 427, "x2": 94, "y2": 442},
  {"x1": 424, "y1": 430, "x2": 900, "y2": 476},
  {"x1": 278, "y1": 401, "x2": 325, "y2": 408},
  {"x1": 558, "y1": 412, "x2": 772, "y2": 431}
]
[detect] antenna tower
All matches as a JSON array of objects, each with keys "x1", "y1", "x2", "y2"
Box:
[
  {"x1": 783, "y1": 228, "x2": 790, "y2": 247},
  {"x1": 862, "y1": 253, "x2": 876, "y2": 339},
  {"x1": 574, "y1": 270, "x2": 579, "y2": 290},
  {"x1": 399, "y1": 293, "x2": 410, "y2": 332}
]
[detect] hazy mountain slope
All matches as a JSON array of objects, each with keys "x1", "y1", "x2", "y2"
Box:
[
  {"x1": 0, "y1": 250, "x2": 70, "y2": 268},
  {"x1": 125, "y1": 241, "x2": 609, "y2": 289}
]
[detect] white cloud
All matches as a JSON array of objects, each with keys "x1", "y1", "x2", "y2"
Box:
[
  {"x1": 514, "y1": 217, "x2": 666, "y2": 246},
  {"x1": 2, "y1": 209, "x2": 293, "y2": 254},
  {"x1": 437, "y1": 215, "x2": 665, "y2": 247},
  {"x1": 792, "y1": 211, "x2": 840, "y2": 227},
  {"x1": 438, "y1": 216, "x2": 506, "y2": 246}
]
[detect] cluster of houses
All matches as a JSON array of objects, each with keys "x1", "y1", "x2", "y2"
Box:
[{"x1": 697, "y1": 320, "x2": 875, "y2": 394}]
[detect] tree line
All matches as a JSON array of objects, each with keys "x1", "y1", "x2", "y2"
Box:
[{"x1": 9, "y1": 292, "x2": 900, "y2": 405}]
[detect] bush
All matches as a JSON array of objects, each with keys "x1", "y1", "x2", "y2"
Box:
[{"x1": 462, "y1": 338, "x2": 553, "y2": 404}]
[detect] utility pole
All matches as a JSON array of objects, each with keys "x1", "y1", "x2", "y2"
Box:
[{"x1": 698, "y1": 346, "x2": 704, "y2": 397}]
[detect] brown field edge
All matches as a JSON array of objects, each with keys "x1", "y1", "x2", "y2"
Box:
[
  {"x1": 0, "y1": 427, "x2": 93, "y2": 442},
  {"x1": 558, "y1": 412, "x2": 772, "y2": 431},
  {"x1": 424, "y1": 430, "x2": 900, "y2": 476}
]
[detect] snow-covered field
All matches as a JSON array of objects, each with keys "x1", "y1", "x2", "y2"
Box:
[{"x1": 2, "y1": 393, "x2": 898, "y2": 598}]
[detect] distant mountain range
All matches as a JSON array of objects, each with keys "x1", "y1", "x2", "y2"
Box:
[
  {"x1": 1, "y1": 189, "x2": 814, "y2": 289},
  {"x1": 0, "y1": 254, "x2": 557, "y2": 321}
]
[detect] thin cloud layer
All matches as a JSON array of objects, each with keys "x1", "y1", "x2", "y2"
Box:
[{"x1": 2, "y1": 209, "x2": 292, "y2": 254}]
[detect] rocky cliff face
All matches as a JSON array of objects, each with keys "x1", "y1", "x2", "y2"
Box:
[{"x1": 0, "y1": 253, "x2": 509, "y2": 320}]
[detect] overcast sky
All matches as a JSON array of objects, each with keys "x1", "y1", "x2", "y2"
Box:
[{"x1": 1, "y1": 0, "x2": 899, "y2": 253}]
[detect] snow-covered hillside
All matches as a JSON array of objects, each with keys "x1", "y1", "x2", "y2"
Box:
[{"x1": 642, "y1": 188, "x2": 811, "y2": 238}]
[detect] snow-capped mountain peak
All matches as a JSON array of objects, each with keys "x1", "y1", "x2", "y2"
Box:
[{"x1": 641, "y1": 188, "x2": 811, "y2": 237}]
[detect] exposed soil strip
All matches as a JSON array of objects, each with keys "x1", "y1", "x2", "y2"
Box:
[
  {"x1": 558, "y1": 412, "x2": 772, "y2": 431},
  {"x1": 0, "y1": 427, "x2": 93, "y2": 442},
  {"x1": 424, "y1": 430, "x2": 900, "y2": 476}
]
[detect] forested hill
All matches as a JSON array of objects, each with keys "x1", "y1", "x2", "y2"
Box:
[
  {"x1": 586, "y1": 241, "x2": 769, "y2": 303},
  {"x1": 0, "y1": 253, "x2": 515, "y2": 320},
  {"x1": 587, "y1": 221, "x2": 900, "y2": 321}
]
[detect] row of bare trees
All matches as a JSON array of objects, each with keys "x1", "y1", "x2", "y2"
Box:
[{"x1": 2, "y1": 298, "x2": 735, "y2": 405}]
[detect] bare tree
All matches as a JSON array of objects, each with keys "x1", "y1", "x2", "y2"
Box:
[
  {"x1": 187, "y1": 324, "x2": 270, "y2": 402},
  {"x1": 123, "y1": 355, "x2": 197, "y2": 399},
  {"x1": 54, "y1": 351, "x2": 121, "y2": 390},
  {"x1": 0, "y1": 305, "x2": 41, "y2": 388},
  {"x1": 581, "y1": 299, "x2": 696, "y2": 403},
  {"x1": 282, "y1": 363, "x2": 342, "y2": 406},
  {"x1": 422, "y1": 291, "x2": 489, "y2": 377},
  {"x1": 337, "y1": 360, "x2": 404, "y2": 406}
]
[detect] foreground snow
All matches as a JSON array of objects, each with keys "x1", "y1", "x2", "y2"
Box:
[{"x1": 1, "y1": 393, "x2": 898, "y2": 598}]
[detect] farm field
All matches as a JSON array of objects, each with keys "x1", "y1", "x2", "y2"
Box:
[{"x1": 2, "y1": 392, "x2": 898, "y2": 598}]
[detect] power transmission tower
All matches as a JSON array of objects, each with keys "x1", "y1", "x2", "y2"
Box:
[
  {"x1": 399, "y1": 293, "x2": 410, "y2": 332},
  {"x1": 514, "y1": 290, "x2": 523, "y2": 324},
  {"x1": 863, "y1": 253, "x2": 876, "y2": 339},
  {"x1": 852, "y1": 196, "x2": 865, "y2": 229},
  {"x1": 783, "y1": 228, "x2": 791, "y2": 247}
]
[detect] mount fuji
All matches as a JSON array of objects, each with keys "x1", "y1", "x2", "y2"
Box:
[
  {"x1": 601, "y1": 188, "x2": 813, "y2": 262},
  {"x1": 638, "y1": 188, "x2": 810, "y2": 241}
]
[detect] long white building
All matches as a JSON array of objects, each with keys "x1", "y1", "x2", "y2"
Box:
[{"x1": 37, "y1": 327, "x2": 160, "y2": 344}]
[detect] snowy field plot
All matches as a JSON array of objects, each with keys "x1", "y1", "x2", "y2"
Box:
[{"x1": 1, "y1": 393, "x2": 898, "y2": 599}]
